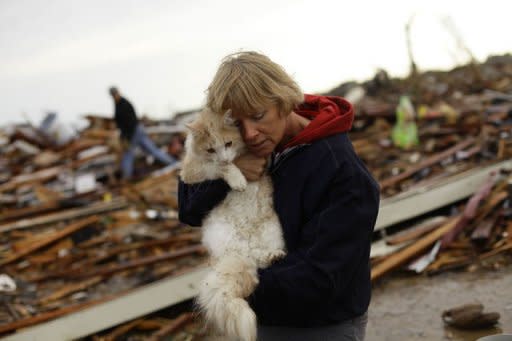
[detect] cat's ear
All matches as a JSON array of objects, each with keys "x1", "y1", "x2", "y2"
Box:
[
  {"x1": 223, "y1": 109, "x2": 237, "y2": 129},
  {"x1": 185, "y1": 119, "x2": 205, "y2": 137}
]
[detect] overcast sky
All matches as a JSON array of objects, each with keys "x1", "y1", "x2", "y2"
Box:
[{"x1": 1, "y1": 0, "x2": 511, "y2": 126}]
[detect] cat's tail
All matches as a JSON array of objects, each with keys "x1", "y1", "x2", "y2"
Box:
[{"x1": 197, "y1": 256, "x2": 259, "y2": 341}]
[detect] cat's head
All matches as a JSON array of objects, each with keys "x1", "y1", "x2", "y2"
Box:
[{"x1": 185, "y1": 108, "x2": 246, "y2": 163}]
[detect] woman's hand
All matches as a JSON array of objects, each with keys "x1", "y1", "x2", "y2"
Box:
[{"x1": 234, "y1": 153, "x2": 267, "y2": 181}]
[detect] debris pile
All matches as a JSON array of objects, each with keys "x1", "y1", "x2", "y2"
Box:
[
  {"x1": 324, "y1": 54, "x2": 512, "y2": 282},
  {"x1": 371, "y1": 171, "x2": 512, "y2": 281},
  {"x1": 0, "y1": 115, "x2": 207, "y2": 337},
  {"x1": 2, "y1": 54, "x2": 512, "y2": 338},
  {"x1": 326, "y1": 54, "x2": 512, "y2": 198}
]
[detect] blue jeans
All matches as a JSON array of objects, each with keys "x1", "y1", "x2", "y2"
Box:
[
  {"x1": 257, "y1": 312, "x2": 368, "y2": 341},
  {"x1": 121, "y1": 124, "x2": 177, "y2": 179}
]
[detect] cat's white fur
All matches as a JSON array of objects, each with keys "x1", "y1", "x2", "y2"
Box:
[{"x1": 180, "y1": 108, "x2": 286, "y2": 341}]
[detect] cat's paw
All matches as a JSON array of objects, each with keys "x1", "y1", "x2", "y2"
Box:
[
  {"x1": 226, "y1": 174, "x2": 247, "y2": 191},
  {"x1": 264, "y1": 250, "x2": 286, "y2": 264}
]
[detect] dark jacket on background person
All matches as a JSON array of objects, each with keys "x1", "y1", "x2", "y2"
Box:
[
  {"x1": 178, "y1": 95, "x2": 380, "y2": 327},
  {"x1": 114, "y1": 97, "x2": 139, "y2": 141}
]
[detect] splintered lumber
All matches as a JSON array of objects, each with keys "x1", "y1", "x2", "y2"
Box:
[
  {"x1": 479, "y1": 240, "x2": 512, "y2": 260},
  {"x1": 100, "y1": 318, "x2": 144, "y2": 341},
  {"x1": 0, "y1": 166, "x2": 62, "y2": 193},
  {"x1": 38, "y1": 277, "x2": 103, "y2": 305},
  {"x1": 0, "y1": 292, "x2": 122, "y2": 335},
  {"x1": 426, "y1": 253, "x2": 473, "y2": 274},
  {"x1": 146, "y1": 312, "x2": 194, "y2": 341},
  {"x1": 0, "y1": 201, "x2": 61, "y2": 222},
  {"x1": 0, "y1": 198, "x2": 127, "y2": 233},
  {"x1": 373, "y1": 190, "x2": 509, "y2": 281},
  {"x1": 33, "y1": 185, "x2": 62, "y2": 203},
  {"x1": 371, "y1": 216, "x2": 459, "y2": 281},
  {"x1": 136, "y1": 319, "x2": 170, "y2": 330},
  {"x1": 0, "y1": 216, "x2": 99, "y2": 267},
  {"x1": 71, "y1": 152, "x2": 115, "y2": 169},
  {"x1": 440, "y1": 190, "x2": 507, "y2": 248},
  {"x1": 386, "y1": 216, "x2": 448, "y2": 245},
  {"x1": 379, "y1": 137, "x2": 476, "y2": 190},
  {"x1": 83, "y1": 232, "x2": 202, "y2": 266},
  {"x1": 468, "y1": 191, "x2": 508, "y2": 226},
  {"x1": 440, "y1": 172, "x2": 500, "y2": 248},
  {"x1": 470, "y1": 217, "x2": 496, "y2": 242},
  {"x1": 68, "y1": 245, "x2": 206, "y2": 279}
]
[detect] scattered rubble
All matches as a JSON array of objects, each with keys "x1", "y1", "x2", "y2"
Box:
[
  {"x1": 0, "y1": 115, "x2": 206, "y2": 337},
  {"x1": 327, "y1": 54, "x2": 512, "y2": 198},
  {"x1": 371, "y1": 170, "x2": 512, "y2": 280},
  {"x1": 2, "y1": 54, "x2": 512, "y2": 339}
]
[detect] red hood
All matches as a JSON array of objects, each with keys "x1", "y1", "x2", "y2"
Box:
[{"x1": 280, "y1": 94, "x2": 354, "y2": 150}]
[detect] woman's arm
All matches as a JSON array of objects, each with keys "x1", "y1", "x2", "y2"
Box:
[
  {"x1": 178, "y1": 179, "x2": 230, "y2": 226},
  {"x1": 178, "y1": 153, "x2": 266, "y2": 226}
]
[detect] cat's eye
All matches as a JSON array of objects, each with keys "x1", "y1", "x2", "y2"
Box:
[
  {"x1": 225, "y1": 141, "x2": 232, "y2": 148},
  {"x1": 207, "y1": 148, "x2": 215, "y2": 153}
]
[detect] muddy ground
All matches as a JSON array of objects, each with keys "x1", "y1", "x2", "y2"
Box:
[{"x1": 366, "y1": 266, "x2": 512, "y2": 341}]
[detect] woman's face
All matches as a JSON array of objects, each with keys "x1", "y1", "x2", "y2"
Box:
[{"x1": 231, "y1": 104, "x2": 288, "y2": 158}]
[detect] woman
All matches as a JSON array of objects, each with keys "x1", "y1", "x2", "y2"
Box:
[{"x1": 179, "y1": 51, "x2": 379, "y2": 340}]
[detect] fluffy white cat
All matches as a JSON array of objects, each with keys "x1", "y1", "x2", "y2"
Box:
[{"x1": 180, "y1": 108, "x2": 286, "y2": 341}]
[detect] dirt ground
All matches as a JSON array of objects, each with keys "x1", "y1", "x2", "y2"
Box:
[{"x1": 366, "y1": 266, "x2": 512, "y2": 341}]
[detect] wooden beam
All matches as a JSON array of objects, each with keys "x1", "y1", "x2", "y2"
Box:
[
  {"x1": 0, "y1": 166, "x2": 62, "y2": 193},
  {"x1": 0, "y1": 199, "x2": 126, "y2": 233},
  {"x1": 0, "y1": 216, "x2": 98, "y2": 267},
  {"x1": 146, "y1": 312, "x2": 194, "y2": 341},
  {"x1": 68, "y1": 245, "x2": 206, "y2": 279},
  {"x1": 379, "y1": 138, "x2": 476, "y2": 190},
  {"x1": 38, "y1": 277, "x2": 103, "y2": 305},
  {"x1": 0, "y1": 202, "x2": 60, "y2": 222},
  {"x1": 385, "y1": 216, "x2": 447, "y2": 245},
  {"x1": 371, "y1": 217, "x2": 459, "y2": 281}
]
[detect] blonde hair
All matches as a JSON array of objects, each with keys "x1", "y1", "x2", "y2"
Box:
[{"x1": 206, "y1": 51, "x2": 303, "y2": 116}]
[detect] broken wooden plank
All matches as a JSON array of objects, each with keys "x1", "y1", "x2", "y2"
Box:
[
  {"x1": 439, "y1": 171, "x2": 501, "y2": 248},
  {"x1": 146, "y1": 312, "x2": 194, "y2": 341},
  {"x1": 83, "y1": 232, "x2": 201, "y2": 266},
  {"x1": 0, "y1": 166, "x2": 62, "y2": 193},
  {"x1": 0, "y1": 201, "x2": 61, "y2": 222},
  {"x1": 479, "y1": 240, "x2": 512, "y2": 260},
  {"x1": 0, "y1": 216, "x2": 98, "y2": 267},
  {"x1": 379, "y1": 137, "x2": 476, "y2": 190},
  {"x1": 0, "y1": 198, "x2": 126, "y2": 233},
  {"x1": 470, "y1": 216, "x2": 497, "y2": 243},
  {"x1": 386, "y1": 216, "x2": 448, "y2": 245},
  {"x1": 68, "y1": 245, "x2": 206, "y2": 280},
  {"x1": 38, "y1": 277, "x2": 103, "y2": 305},
  {"x1": 98, "y1": 318, "x2": 143, "y2": 341},
  {"x1": 371, "y1": 216, "x2": 459, "y2": 281}
]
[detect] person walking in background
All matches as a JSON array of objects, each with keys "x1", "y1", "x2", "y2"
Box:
[{"x1": 109, "y1": 86, "x2": 177, "y2": 179}]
